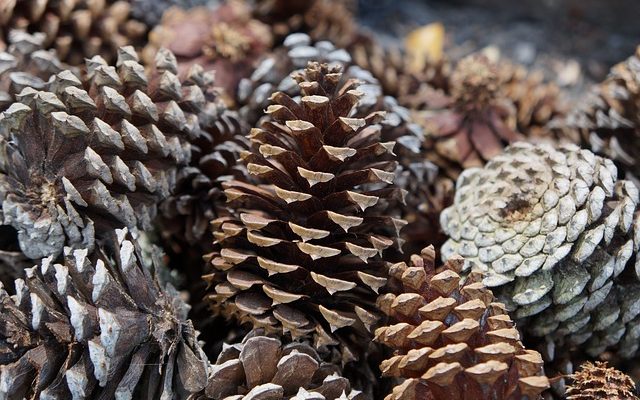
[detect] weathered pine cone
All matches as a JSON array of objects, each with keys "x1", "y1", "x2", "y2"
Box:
[
  {"x1": 563, "y1": 46, "x2": 640, "y2": 184},
  {"x1": 440, "y1": 142, "x2": 640, "y2": 360},
  {"x1": 375, "y1": 246, "x2": 549, "y2": 400},
  {"x1": 0, "y1": 46, "x2": 215, "y2": 260},
  {"x1": 0, "y1": 30, "x2": 69, "y2": 111},
  {"x1": 0, "y1": 228, "x2": 208, "y2": 399},
  {"x1": 206, "y1": 328, "x2": 364, "y2": 399},
  {"x1": 205, "y1": 62, "x2": 407, "y2": 361},
  {"x1": 0, "y1": 0, "x2": 147, "y2": 65},
  {"x1": 566, "y1": 361, "x2": 639, "y2": 400},
  {"x1": 143, "y1": 1, "x2": 273, "y2": 96}
]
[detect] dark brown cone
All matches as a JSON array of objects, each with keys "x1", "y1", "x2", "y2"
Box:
[
  {"x1": 0, "y1": 46, "x2": 215, "y2": 260},
  {"x1": 561, "y1": 46, "x2": 640, "y2": 185},
  {"x1": 143, "y1": 2, "x2": 273, "y2": 97},
  {"x1": 566, "y1": 362, "x2": 638, "y2": 400},
  {"x1": 0, "y1": 0, "x2": 147, "y2": 65},
  {"x1": 206, "y1": 329, "x2": 364, "y2": 399},
  {"x1": 205, "y1": 62, "x2": 407, "y2": 362},
  {"x1": 0, "y1": 30, "x2": 70, "y2": 111},
  {"x1": 375, "y1": 246, "x2": 550, "y2": 400},
  {"x1": 0, "y1": 228, "x2": 209, "y2": 399}
]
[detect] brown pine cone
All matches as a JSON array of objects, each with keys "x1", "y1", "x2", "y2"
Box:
[
  {"x1": 206, "y1": 328, "x2": 364, "y2": 399},
  {"x1": 562, "y1": 46, "x2": 640, "y2": 185},
  {"x1": 0, "y1": 228, "x2": 208, "y2": 399},
  {"x1": 0, "y1": 46, "x2": 215, "y2": 260},
  {"x1": 566, "y1": 362, "x2": 638, "y2": 400},
  {"x1": 143, "y1": 2, "x2": 273, "y2": 97},
  {"x1": 375, "y1": 246, "x2": 550, "y2": 400},
  {"x1": 0, "y1": 30, "x2": 70, "y2": 111},
  {"x1": 0, "y1": 0, "x2": 147, "y2": 65},
  {"x1": 205, "y1": 62, "x2": 407, "y2": 361}
]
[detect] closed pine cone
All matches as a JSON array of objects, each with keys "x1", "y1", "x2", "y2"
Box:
[
  {"x1": 0, "y1": 46, "x2": 215, "y2": 260},
  {"x1": 206, "y1": 328, "x2": 364, "y2": 399},
  {"x1": 205, "y1": 62, "x2": 407, "y2": 362},
  {"x1": 0, "y1": 228, "x2": 209, "y2": 399},
  {"x1": 375, "y1": 246, "x2": 550, "y2": 400},
  {"x1": 440, "y1": 142, "x2": 640, "y2": 361},
  {"x1": 566, "y1": 361, "x2": 638, "y2": 400},
  {"x1": 0, "y1": 0, "x2": 147, "y2": 65}
]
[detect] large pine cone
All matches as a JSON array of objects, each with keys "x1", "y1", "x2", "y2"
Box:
[
  {"x1": 0, "y1": 30, "x2": 69, "y2": 111},
  {"x1": 0, "y1": 228, "x2": 208, "y2": 399},
  {"x1": 0, "y1": 0, "x2": 147, "y2": 65},
  {"x1": 205, "y1": 62, "x2": 407, "y2": 360},
  {"x1": 0, "y1": 46, "x2": 216, "y2": 260},
  {"x1": 563, "y1": 46, "x2": 640, "y2": 185},
  {"x1": 375, "y1": 246, "x2": 549, "y2": 400},
  {"x1": 206, "y1": 328, "x2": 364, "y2": 399},
  {"x1": 440, "y1": 142, "x2": 640, "y2": 360},
  {"x1": 566, "y1": 362, "x2": 639, "y2": 400}
]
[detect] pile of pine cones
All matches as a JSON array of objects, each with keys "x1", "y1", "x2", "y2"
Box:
[{"x1": 0, "y1": 1, "x2": 639, "y2": 399}]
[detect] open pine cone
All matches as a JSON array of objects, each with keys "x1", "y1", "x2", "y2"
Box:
[
  {"x1": 205, "y1": 62, "x2": 407, "y2": 361},
  {"x1": 0, "y1": 228, "x2": 208, "y2": 399},
  {"x1": 440, "y1": 142, "x2": 640, "y2": 361},
  {"x1": 206, "y1": 328, "x2": 364, "y2": 399},
  {"x1": 375, "y1": 246, "x2": 549, "y2": 400},
  {"x1": 0, "y1": 46, "x2": 217, "y2": 260},
  {"x1": 566, "y1": 361, "x2": 639, "y2": 400},
  {"x1": 563, "y1": 46, "x2": 640, "y2": 185},
  {"x1": 0, "y1": 0, "x2": 147, "y2": 65}
]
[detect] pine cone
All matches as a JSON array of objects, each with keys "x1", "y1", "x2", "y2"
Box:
[
  {"x1": 206, "y1": 328, "x2": 364, "y2": 399},
  {"x1": 563, "y1": 46, "x2": 640, "y2": 185},
  {"x1": 375, "y1": 246, "x2": 550, "y2": 400},
  {"x1": 0, "y1": 0, "x2": 147, "y2": 65},
  {"x1": 0, "y1": 228, "x2": 208, "y2": 399},
  {"x1": 440, "y1": 142, "x2": 640, "y2": 360},
  {"x1": 143, "y1": 2, "x2": 273, "y2": 96},
  {"x1": 566, "y1": 362, "x2": 638, "y2": 400},
  {"x1": 0, "y1": 30, "x2": 70, "y2": 111},
  {"x1": 0, "y1": 46, "x2": 214, "y2": 260},
  {"x1": 205, "y1": 62, "x2": 407, "y2": 360}
]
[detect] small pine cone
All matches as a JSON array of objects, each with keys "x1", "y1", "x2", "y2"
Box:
[
  {"x1": 566, "y1": 362, "x2": 638, "y2": 400},
  {"x1": 375, "y1": 246, "x2": 550, "y2": 400},
  {"x1": 440, "y1": 142, "x2": 640, "y2": 360},
  {"x1": 0, "y1": 30, "x2": 69, "y2": 111},
  {"x1": 0, "y1": 46, "x2": 213, "y2": 260},
  {"x1": 0, "y1": 0, "x2": 147, "y2": 65},
  {"x1": 563, "y1": 46, "x2": 640, "y2": 184},
  {"x1": 205, "y1": 62, "x2": 407, "y2": 360},
  {"x1": 143, "y1": 2, "x2": 273, "y2": 96},
  {"x1": 206, "y1": 329, "x2": 364, "y2": 399},
  {"x1": 303, "y1": 0, "x2": 360, "y2": 49},
  {"x1": 0, "y1": 228, "x2": 208, "y2": 399}
]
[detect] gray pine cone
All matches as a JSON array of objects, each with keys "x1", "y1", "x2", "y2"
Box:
[
  {"x1": 206, "y1": 329, "x2": 364, "y2": 399},
  {"x1": 440, "y1": 142, "x2": 640, "y2": 360},
  {"x1": 0, "y1": 46, "x2": 218, "y2": 260},
  {"x1": 130, "y1": 0, "x2": 212, "y2": 27},
  {"x1": 0, "y1": 228, "x2": 208, "y2": 399},
  {"x1": 0, "y1": 30, "x2": 68, "y2": 111}
]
